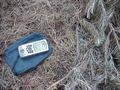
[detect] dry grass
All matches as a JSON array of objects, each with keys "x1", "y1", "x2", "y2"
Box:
[{"x1": 0, "y1": 0, "x2": 120, "y2": 90}]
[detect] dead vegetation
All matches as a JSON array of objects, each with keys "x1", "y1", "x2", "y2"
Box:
[{"x1": 0, "y1": 0, "x2": 120, "y2": 90}]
